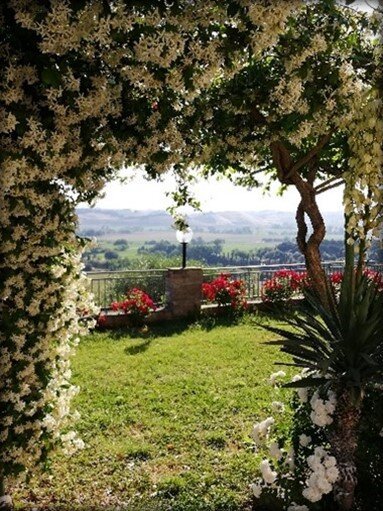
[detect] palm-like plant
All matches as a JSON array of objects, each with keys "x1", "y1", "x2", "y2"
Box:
[{"x1": 264, "y1": 272, "x2": 383, "y2": 510}]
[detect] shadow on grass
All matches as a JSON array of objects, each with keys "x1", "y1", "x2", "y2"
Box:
[
  {"x1": 104, "y1": 318, "x2": 197, "y2": 342},
  {"x1": 193, "y1": 313, "x2": 245, "y2": 331},
  {"x1": 97, "y1": 312, "x2": 278, "y2": 344},
  {"x1": 95, "y1": 309, "x2": 285, "y2": 346},
  {"x1": 124, "y1": 338, "x2": 152, "y2": 355}
]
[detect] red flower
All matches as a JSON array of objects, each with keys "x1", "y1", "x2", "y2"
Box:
[
  {"x1": 202, "y1": 274, "x2": 247, "y2": 311},
  {"x1": 330, "y1": 272, "x2": 343, "y2": 285},
  {"x1": 110, "y1": 288, "x2": 156, "y2": 323},
  {"x1": 111, "y1": 302, "x2": 120, "y2": 311}
]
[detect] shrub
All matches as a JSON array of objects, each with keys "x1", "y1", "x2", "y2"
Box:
[
  {"x1": 249, "y1": 372, "x2": 341, "y2": 510},
  {"x1": 202, "y1": 273, "x2": 247, "y2": 312},
  {"x1": 260, "y1": 269, "x2": 382, "y2": 303},
  {"x1": 114, "y1": 239, "x2": 128, "y2": 248},
  {"x1": 261, "y1": 269, "x2": 307, "y2": 303},
  {"x1": 253, "y1": 275, "x2": 383, "y2": 509},
  {"x1": 104, "y1": 250, "x2": 119, "y2": 260},
  {"x1": 111, "y1": 288, "x2": 156, "y2": 325}
]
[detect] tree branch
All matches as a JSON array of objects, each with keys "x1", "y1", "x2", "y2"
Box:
[
  {"x1": 296, "y1": 201, "x2": 308, "y2": 253},
  {"x1": 307, "y1": 156, "x2": 318, "y2": 186},
  {"x1": 316, "y1": 180, "x2": 344, "y2": 195},
  {"x1": 270, "y1": 140, "x2": 294, "y2": 184},
  {"x1": 269, "y1": 136, "x2": 330, "y2": 308},
  {"x1": 315, "y1": 175, "x2": 344, "y2": 192},
  {"x1": 285, "y1": 133, "x2": 333, "y2": 180}
]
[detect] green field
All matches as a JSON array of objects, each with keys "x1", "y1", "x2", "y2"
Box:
[
  {"x1": 89, "y1": 230, "x2": 294, "y2": 263},
  {"x1": 12, "y1": 316, "x2": 292, "y2": 511}
]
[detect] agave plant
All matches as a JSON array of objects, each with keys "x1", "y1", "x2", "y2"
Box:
[{"x1": 264, "y1": 272, "x2": 383, "y2": 510}]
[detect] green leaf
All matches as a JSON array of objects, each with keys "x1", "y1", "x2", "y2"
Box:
[
  {"x1": 284, "y1": 376, "x2": 329, "y2": 389},
  {"x1": 41, "y1": 68, "x2": 62, "y2": 88},
  {"x1": 227, "y1": 2, "x2": 240, "y2": 16},
  {"x1": 280, "y1": 112, "x2": 301, "y2": 131}
]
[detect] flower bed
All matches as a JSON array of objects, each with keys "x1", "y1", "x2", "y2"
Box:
[
  {"x1": 98, "y1": 288, "x2": 157, "y2": 327},
  {"x1": 202, "y1": 273, "x2": 248, "y2": 312},
  {"x1": 261, "y1": 268, "x2": 383, "y2": 303}
]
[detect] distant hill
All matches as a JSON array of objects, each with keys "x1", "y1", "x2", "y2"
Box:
[{"x1": 77, "y1": 208, "x2": 344, "y2": 235}]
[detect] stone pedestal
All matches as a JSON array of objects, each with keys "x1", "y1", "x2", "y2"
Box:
[{"x1": 165, "y1": 268, "x2": 203, "y2": 318}]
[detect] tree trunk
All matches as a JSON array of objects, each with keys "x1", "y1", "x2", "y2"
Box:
[
  {"x1": 270, "y1": 139, "x2": 332, "y2": 309},
  {"x1": 330, "y1": 390, "x2": 362, "y2": 511},
  {"x1": 293, "y1": 177, "x2": 330, "y2": 310}
]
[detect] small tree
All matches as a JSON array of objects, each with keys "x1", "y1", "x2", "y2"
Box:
[{"x1": 161, "y1": 2, "x2": 382, "y2": 308}]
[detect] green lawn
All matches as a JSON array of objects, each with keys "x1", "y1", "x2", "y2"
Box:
[{"x1": 13, "y1": 316, "x2": 292, "y2": 511}]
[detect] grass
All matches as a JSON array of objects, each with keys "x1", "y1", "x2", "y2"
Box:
[{"x1": 13, "y1": 315, "x2": 293, "y2": 511}]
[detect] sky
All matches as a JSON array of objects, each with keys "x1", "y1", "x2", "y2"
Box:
[{"x1": 86, "y1": 169, "x2": 344, "y2": 213}]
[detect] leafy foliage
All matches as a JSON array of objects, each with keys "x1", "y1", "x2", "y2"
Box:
[{"x1": 265, "y1": 274, "x2": 383, "y2": 400}]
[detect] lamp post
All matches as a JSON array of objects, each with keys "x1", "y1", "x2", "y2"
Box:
[{"x1": 176, "y1": 227, "x2": 193, "y2": 269}]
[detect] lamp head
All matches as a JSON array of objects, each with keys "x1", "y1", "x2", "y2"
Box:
[{"x1": 176, "y1": 227, "x2": 193, "y2": 244}]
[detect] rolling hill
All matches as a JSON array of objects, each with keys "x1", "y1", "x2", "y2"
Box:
[{"x1": 77, "y1": 208, "x2": 344, "y2": 236}]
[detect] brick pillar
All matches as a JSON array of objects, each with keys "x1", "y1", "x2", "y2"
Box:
[{"x1": 165, "y1": 268, "x2": 203, "y2": 318}]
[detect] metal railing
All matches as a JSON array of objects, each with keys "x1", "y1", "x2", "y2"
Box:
[
  {"x1": 86, "y1": 261, "x2": 383, "y2": 308},
  {"x1": 87, "y1": 269, "x2": 167, "y2": 308},
  {"x1": 201, "y1": 261, "x2": 348, "y2": 300}
]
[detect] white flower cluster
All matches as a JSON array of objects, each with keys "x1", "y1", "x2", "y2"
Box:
[
  {"x1": 302, "y1": 447, "x2": 339, "y2": 502},
  {"x1": 0, "y1": 173, "x2": 97, "y2": 476},
  {"x1": 342, "y1": 90, "x2": 383, "y2": 245},
  {"x1": 269, "y1": 370, "x2": 286, "y2": 386},
  {"x1": 247, "y1": 1, "x2": 303, "y2": 54},
  {"x1": 250, "y1": 367, "x2": 341, "y2": 508},
  {"x1": 60, "y1": 430, "x2": 86, "y2": 456},
  {"x1": 260, "y1": 459, "x2": 278, "y2": 484},
  {"x1": 310, "y1": 391, "x2": 337, "y2": 427},
  {"x1": 287, "y1": 505, "x2": 309, "y2": 511},
  {"x1": 299, "y1": 434, "x2": 312, "y2": 448},
  {"x1": 252, "y1": 417, "x2": 275, "y2": 445}
]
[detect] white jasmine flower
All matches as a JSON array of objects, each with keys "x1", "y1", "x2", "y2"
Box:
[
  {"x1": 297, "y1": 388, "x2": 308, "y2": 403},
  {"x1": 302, "y1": 486, "x2": 322, "y2": 502},
  {"x1": 323, "y1": 456, "x2": 337, "y2": 468},
  {"x1": 250, "y1": 482, "x2": 262, "y2": 498},
  {"x1": 269, "y1": 371, "x2": 286, "y2": 386},
  {"x1": 325, "y1": 466, "x2": 339, "y2": 483},
  {"x1": 299, "y1": 434, "x2": 311, "y2": 448},
  {"x1": 260, "y1": 459, "x2": 278, "y2": 485},
  {"x1": 269, "y1": 441, "x2": 283, "y2": 460},
  {"x1": 287, "y1": 504, "x2": 309, "y2": 511},
  {"x1": 303, "y1": 447, "x2": 339, "y2": 502}
]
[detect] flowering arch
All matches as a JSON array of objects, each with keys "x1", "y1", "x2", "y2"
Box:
[{"x1": 0, "y1": 0, "x2": 381, "y2": 508}]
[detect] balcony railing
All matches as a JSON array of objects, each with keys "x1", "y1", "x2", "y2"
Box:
[
  {"x1": 86, "y1": 269, "x2": 167, "y2": 308},
  {"x1": 86, "y1": 261, "x2": 383, "y2": 308}
]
